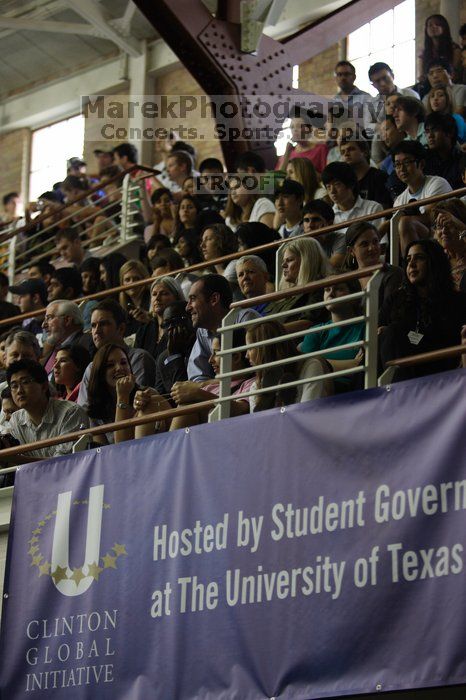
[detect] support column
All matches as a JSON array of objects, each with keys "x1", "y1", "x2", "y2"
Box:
[{"x1": 127, "y1": 41, "x2": 154, "y2": 165}]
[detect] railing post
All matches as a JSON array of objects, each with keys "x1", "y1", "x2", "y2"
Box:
[
  {"x1": 275, "y1": 241, "x2": 286, "y2": 290},
  {"x1": 120, "y1": 173, "x2": 132, "y2": 244},
  {"x1": 210, "y1": 310, "x2": 236, "y2": 422},
  {"x1": 7, "y1": 232, "x2": 17, "y2": 284},
  {"x1": 364, "y1": 270, "x2": 382, "y2": 389},
  {"x1": 390, "y1": 209, "x2": 402, "y2": 267}
]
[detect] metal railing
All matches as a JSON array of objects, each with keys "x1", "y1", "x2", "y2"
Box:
[
  {"x1": 1, "y1": 183, "x2": 464, "y2": 333},
  {"x1": 0, "y1": 165, "x2": 157, "y2": 280},
  {"x1": 378, "y1": 344, "x2": 466, "y2": 386},
  {"x1": 209, "y1": 266, "x2": 383, "y2": 421}
]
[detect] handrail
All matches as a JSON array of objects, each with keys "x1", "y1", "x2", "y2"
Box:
[
  {"x1": 1, "y1": 185, "x2": 464, "y2": 330},
  {"x1": 386, "y1": 345, "x2": 466, "y2": 367},
  {"x1": 0, "y1": 399, "x2": 216, "y2": 461},
  {"x1": 230, "y1": 264, "x2": 383, "y2": 308}
]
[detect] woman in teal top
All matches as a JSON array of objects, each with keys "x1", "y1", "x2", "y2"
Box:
[{"x1": 300, "y1": 276, "x2": 364, "y2": 390}]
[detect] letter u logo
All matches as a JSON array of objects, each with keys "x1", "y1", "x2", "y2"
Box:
[{"x1": 51, "y1": 485, "x2": 104, "y2": 597}]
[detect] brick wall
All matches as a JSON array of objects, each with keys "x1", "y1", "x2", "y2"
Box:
[
  {"x1": 299, "y1": 44, "x2": 341, "y2": 97},
  {"x1": 0, "y1": 129, "x2": 30, "y2": 202},
  {"x1": 153, "y1": 68, "x2": 225, "y2": 169}
]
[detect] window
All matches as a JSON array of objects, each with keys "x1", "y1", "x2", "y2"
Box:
[
  {"x1": 275, "y1": 65, "x2": 299, "y2": 157},
  {"x1": 29, "y1": 114, "x2": 85, "y2": 200},
  {"x1": 347, "y1": 0, "x2": 415, "y2": 95}
]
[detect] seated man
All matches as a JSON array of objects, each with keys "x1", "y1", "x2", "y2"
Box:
[
  {"x1": 378, "y1": 116, "x2": 405, "y2": 199},
  {"x1": 47, "y1": 267, "x2": 82, "y2": 303},
  {"x1": 41, "y1": 300, "x2": 91, "y2": 373},
  {"x1": 392, "y1": 96, "x2": 427, "y2": 145},
  {"x1": 392, "y1": 140, "x2": 452, "y2": 254},
  {"x1": 424, "y1": 113, "x2": 463, "y2": 190},
  {"x1": 27, "y1": 261, "x2": 55, "y2": 287},
  {"x1": 4, "y1": 359, "x2": 89, "y2": 462},
  {"x1": 274, "y1": 179, "x2": 305, "y2": 239},
  {"x1": 422, "y1": 59, "x2": 466, "y2": 117},
  {"x1": 9, "y1": 278, "x2": 47, "y2": 336},
  {"x1": 321, "y1": 162, "x2": 383, "y2": 234},
  {"x1": 236, "y1": 255, "x2": 269, "y2": 314},
  {"x1": 55, "y1": 228, "x2": 89, "y2": 267},
  {"x1": 77, "y1": 298, "x2": 156, "y2": 408},
  {"x1": 339, "y1": 138, "x2": 392, "y2": 209},
  {"x1": 154, "y1": 301, "x2": 196, "y2": 396},
  {"x1": 302, "y1": 200, "x2": 345, "y2": 267},
  {"x1": 186, "y1": 274, "x2": 258, "y2": 382}
]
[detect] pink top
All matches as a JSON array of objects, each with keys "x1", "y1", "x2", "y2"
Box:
[{"x1": 276, "y1": 144, "x2": 329, "y2": 174}]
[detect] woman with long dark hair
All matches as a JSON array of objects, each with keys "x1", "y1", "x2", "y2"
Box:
[
  {"x1": 378, "y1": 239, "x2": 466, "y2": 380},
  {"x1": 419, "y1": 15, "x2": 462, "y2": 89},
  {"x1": 87, "y1": 342, "x2": 137, "y2": 444}
]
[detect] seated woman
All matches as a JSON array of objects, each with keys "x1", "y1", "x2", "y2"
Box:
[
  {"x1": 175, "y1": 229, "x2": 203, "y2": 268},
  {"x1": 276, "y1": 106, "x2": 328, "y2": 174},
  {"x1": 144, "y1": 187, "x2": 175, "y2": 242},
  {"x1": 134, "y1": 276, "x2": 185, "y2": 361},
  {"x1": 299, "y1": 278, "x2": 365, "y2": 397},
  {"x1": 244, "y1": 320, "x2": 318, "y2": 411},
  {"x1": 285, "y1": 157, "x2": 326, "y2": 203},
  {"x1": 199, "y1": 223, "x2": 239, "y2": 296},
  {"x1": 236, "y1": 221, "x2": 279, "y2": 285},
  {"x1": 432, "y1": 199, "x2": 466, "y2": 291},
  {"x1": 118, "y1": 259, "x2": 150, "y2": 337},
  {"x1": 173, "y1": 194, "x2": 202, "y2": 241},
  {"x1": 53, "y1": 344, "x2": 91, "y2": 402},
  {"x1": 87, "y1": 342, "x2": 137, "y2": 444},
  {"x1": 344, "y1": 222, "x2": 403, "y2": 304},
  {"x1": 144, "y1": 233, "x2": 172, "y2": 268},
  {"x1": 426, "y1": 85, "x2": 466, "y2": 143},
  {"x1": 378, "y1": 239, "x2": 466, "y2": 381},
  {"x1": 264, "y1": 237, "x2": 332, "y2": 329},
  {"x1": 99, "y1": 252, "x2": 127, "y2": 293},
  {"x1": 224, "y1": 186, "x2": 275, "y2": 231}
]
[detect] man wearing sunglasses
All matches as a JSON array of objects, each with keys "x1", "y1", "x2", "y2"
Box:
[{"x1": 154, "y1": 302, "x2": 195, "y2": 396}]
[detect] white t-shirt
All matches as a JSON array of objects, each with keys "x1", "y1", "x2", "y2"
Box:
[
  {"x1": 226, "y1": 197, "x2": 275, "y2": 231},
  {"x1": 394, "y1": 176, "x2": 452, "y2": 213},
  {"x1": 333, "y1": 196, "x2": 383, "y2": 233}
]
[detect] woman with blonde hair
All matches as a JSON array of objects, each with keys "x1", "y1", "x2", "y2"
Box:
[
  {"x1": 118, "y1": 259, "x2": 150, "y2": 336},
  {"x1": 264, "y1": 237, "x2": 332, "y2": 328},
  {"x1": 285, "y1": 157, "x2": 325, "y2": 203}
]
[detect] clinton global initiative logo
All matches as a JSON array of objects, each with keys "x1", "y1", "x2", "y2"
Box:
[{"x1": 28, "y1": 485, "x2": 127, "y2": 597}]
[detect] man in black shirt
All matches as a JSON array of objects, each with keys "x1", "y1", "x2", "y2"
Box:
[
  {"x1": 340, "y1": 139, "x2": 392, "y2": 209},
  {"x1": 424, "y1": 113, "x2": 463, "y2": 190}
]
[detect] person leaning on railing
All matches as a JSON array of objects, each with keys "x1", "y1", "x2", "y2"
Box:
[
  {"x1": 378, "y1": 239, "x2": 466, "y2": 381},
  {"x1": 431, "y1": 200, "x2": 466, "y2": 291}
]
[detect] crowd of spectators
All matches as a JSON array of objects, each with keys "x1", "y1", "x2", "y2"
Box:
[{"x1": 0, "y1": 12, "x2": 465, "y2": 477}]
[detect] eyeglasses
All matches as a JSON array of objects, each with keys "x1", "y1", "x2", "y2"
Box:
[
  {"x1": 336, "y1": 71, "x2": 354, "y2": 77},
  {"x1": 10, "y1": 377, "x2": 37, "y2": 391},
  {"x1": 394, "y1": 159, "x2": 418, "y2": 170},
  {"x1": 370, "y1": 75, "x2": 392, "y2": 85}
]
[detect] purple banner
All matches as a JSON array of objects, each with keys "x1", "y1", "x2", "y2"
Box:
[{"x1": 1, "y1": 369, "x2": 466, "y2": 699}]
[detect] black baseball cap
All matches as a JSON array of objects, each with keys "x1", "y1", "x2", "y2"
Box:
[{"x1": 9, "y1": 279, "x2": 47, "y2": 305}]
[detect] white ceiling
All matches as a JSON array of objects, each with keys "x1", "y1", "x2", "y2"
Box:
[{"x1": 0, "y1": 0, "x2": 349, "y2": 100}]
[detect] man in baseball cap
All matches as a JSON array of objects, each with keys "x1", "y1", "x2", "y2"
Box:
[{"x1": 9, "y1": 279, "x2": 48, "y2": 336}]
